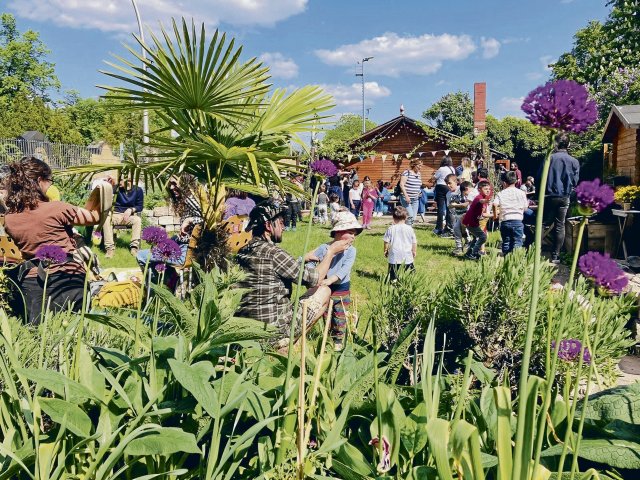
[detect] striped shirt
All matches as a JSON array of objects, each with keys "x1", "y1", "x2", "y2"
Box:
[{"x1": 401, "y1": 170, "x2": 422, "y2": 200}]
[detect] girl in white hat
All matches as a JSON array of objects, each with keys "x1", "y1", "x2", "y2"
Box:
[{"x1": 305, "y1": 211, "x2": 361, "y2": 350}]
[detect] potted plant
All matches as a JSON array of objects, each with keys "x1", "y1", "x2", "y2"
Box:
[{"x1": 614, "y1": 185, "x2": 640, "y2": 210}]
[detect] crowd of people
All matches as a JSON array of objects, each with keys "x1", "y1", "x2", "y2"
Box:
[{"x1": 0, "y1": 133, "x2": 579, "y2": 351}]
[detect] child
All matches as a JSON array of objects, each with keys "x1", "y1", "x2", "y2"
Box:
[
  {"x1": 308, "y1": 211, "x2": 361, "y2": 351},
  {"x1": 462, "y1": 180, "x2": 493, "y2": 260},
  {"x1": 361, "y1": 179, "x2": 378, "y2": 229},
  {"x1": 316, "y1": 184, "x2": 329, "y2": 224},
  {"x1": 329, "y1": 193, "x2": 341, "y2": 223},
  {"x1": 450, "y1": 180, "x2": 477, "y2": 256},
  {"x1": 494, "y1": 170, "x2": 529, "y2": 255},
  {"x1": 442, "y1": 174, "x2": 460, "y2": 237},
  {"x1": 383, "y1": 206, "x2": 417, "y2": 281}
]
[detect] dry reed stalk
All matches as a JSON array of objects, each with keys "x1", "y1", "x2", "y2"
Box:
[{"x1": 297, "y1": 302, "x2": 308, "y2": 478}]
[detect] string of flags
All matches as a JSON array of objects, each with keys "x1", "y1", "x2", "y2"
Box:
[{"x1": 347, "y1": 149, "x2": 452, "y2": 163}]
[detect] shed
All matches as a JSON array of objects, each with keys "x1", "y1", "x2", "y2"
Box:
[
  {"x1": 343, "y1": 112, "x2": 507, "y2": 185},
  {"x1": 602, "y1": 105, "x2": 640, "y2": 184}
]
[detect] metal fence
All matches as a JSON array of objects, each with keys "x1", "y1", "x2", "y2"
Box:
[{"x1": 0, "y1": 138, "x2": 92, "y2": 170}]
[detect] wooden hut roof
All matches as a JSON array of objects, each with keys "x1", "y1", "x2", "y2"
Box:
[
  {"x1": 602, "y1": 105, "x2": 640, "y2": 143},
  {"x1": 349, "y1": 114, "x2": 508, "y2": 158}
]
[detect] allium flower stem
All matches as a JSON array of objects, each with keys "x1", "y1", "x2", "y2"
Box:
[
  {"x1": 534, "y1": 217, "x2": 588, "y2": 478},
  {"x1": 513, "y1": 129, "x2": 555, "y2": 480},
  {"x1": 569, "y1": 295, "x2": 601, "y2": 480},
  {"x1": 557, "y1": 290, "x2": 596, "y2": 480}
]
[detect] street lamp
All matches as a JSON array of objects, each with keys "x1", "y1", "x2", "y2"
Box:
[
  {"x1": 131, "y1": 0, "x2": 149, "y2": 144},
  {"x1": 355, "y1": 56, "x2": 373, "y2": 134}
]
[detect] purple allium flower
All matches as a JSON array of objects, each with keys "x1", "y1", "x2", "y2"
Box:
[
  {"x1": 552, "y1": 339, "x2": 591, "y2": 364},
  {"x1": 521, "y1": 80, "x2": 598, "y2": 133},
  {"x1": 575, "y1": 179, "x2": 614, "y2": 215},
  {"x1": 154, "y1": 263, "x2": 167, "y2": 273},
  {"x1": 151, "y1": 238, "x2": 182, "y2": 264},
  {"x1": 35, "y1": 245, "x2": 67, "y2": 265},
  {"x1": 142, "y1": 226, "x2": 168, "y2": 245},
  {"x1": 310, "y1": 159, "x2": 338, "y2": 178},
  {"x1": 578, "y1": 251, "x2": 629, "y2": 294}
]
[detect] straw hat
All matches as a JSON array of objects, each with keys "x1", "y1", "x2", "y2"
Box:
[{"x1": 330, "y1": 211, "x2": 363, "y2": 237}]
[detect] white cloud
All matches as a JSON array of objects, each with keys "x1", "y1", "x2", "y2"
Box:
[
  {"x1": 540, "y1": 55, "x2": 554, "y2": 71},
  {"x1": 526, "y1": 72, "x2": 544, "y2": 81},
  {"x1": 7, "y1": 0, "x2": 308, "y2": 33},
  {"x1": 498, "y1": 96, "x2": 525, "y2": 114},
  {"x1": 501, "y1": 37, "x2": 531, "y2": 45},
  {"x1": 320, "y1": 81, "x2": 391, "y2": 108},
  {"x1": 258, "y1": 52, "x2": 298, "y2": 79},
  {"x1": 315, "y1": 32, "x2": 477, "y2": 77},
  {"x1": 480, "y1": 37, "x2": 500, "y2": 59}
]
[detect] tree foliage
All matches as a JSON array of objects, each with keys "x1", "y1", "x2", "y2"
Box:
[
  {"x1": 0, "y1": 13, "x2": 60, "y2": 101},
  {"x1": 422, "y1": 91, "x2": 474, "y2": 137},
  {"x1": 317, "y1": 114, "x2": 377, "y2": 160}
]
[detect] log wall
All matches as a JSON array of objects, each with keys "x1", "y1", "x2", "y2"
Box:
[
  {"x1": 613, "y1": 126, "x2": 640, "y2": 183},
  {"x1": 348, "y1": 126, "x2": 465, "y2": 185}
]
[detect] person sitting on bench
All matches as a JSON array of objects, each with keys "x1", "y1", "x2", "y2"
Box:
[{"x1": 102, "y1": 176, "x2": 144, "y2": 258}]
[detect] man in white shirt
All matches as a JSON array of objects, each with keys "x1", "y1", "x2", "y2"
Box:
[{"x1": 493, "y1": 171, "x2": 529, "y2": 255}]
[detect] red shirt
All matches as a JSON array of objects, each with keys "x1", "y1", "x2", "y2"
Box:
[{"x1": 463, "y1": 195, "x2": 487, "y2": 228}]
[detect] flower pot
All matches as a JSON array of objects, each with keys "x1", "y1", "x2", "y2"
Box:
[{"x1": 623, "y1": 202, "x2": 631, "y2": 211}]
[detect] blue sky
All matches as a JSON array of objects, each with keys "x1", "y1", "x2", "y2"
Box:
[{"x1": 7, "y1": 0, "x2": 609, "y2": 126}]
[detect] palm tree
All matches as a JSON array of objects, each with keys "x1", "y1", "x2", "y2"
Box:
[{"x1": 65, "y1": 18, "x2": 334, "y2": 229}]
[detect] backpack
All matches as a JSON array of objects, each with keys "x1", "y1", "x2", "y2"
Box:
[{"x1": 394, "y1": 170, "x2": 409, "y2": 197}]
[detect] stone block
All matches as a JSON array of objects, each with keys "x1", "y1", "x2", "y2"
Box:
[
  {"x1": 158, "y1": 215, "x2": 180, "y2": 226},
  {"x1": 153, "y1": 206, "x2": 171, "y2": 217}
]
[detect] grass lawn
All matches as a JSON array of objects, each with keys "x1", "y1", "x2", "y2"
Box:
[
  {"x1": 98, "y1": 216, "x2": 501, "y2": 308},
  {"x1": 280, "y1": 216, "x2": 501, "y2": 309}
]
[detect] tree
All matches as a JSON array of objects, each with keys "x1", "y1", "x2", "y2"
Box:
[
  {"x1": 0, "y1": 13, "x2": 60, "y2": 101},
  {"x1": 317, "y1": 114, "x2": 377, "y2": 160},
  {"x1": 421, "y1": 91, "x2": 473, "y2": 137}
]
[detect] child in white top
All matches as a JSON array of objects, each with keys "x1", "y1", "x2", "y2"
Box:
[
  {"x1": 383, "y1": 206, "x2": 417, "y2": 282},
  {"x1": 493, "y1": 170, "x2": 529, "y2": 255},
  {"x1": 329, "y1": 193, "x2": 341, "y2": 223}
]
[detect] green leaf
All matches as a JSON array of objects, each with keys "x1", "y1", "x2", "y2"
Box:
[
  {"x1": 38, "y1": 397, "x2": 92, "y2": 438},
  {"x1": 17, "y1": 368, "x2": 100, "y2": 403},
  {"x1": 426, "y1": 418, "x2": 454, "y2": 480},
  {"x1": 579, "y1": 382, "x2": 640, "y2": 425},
  {"x1": 124, "y1": 427, "x2": 200, "y2": 456},
  {"x1": 168, "y1": 359, "x2": 218, "y2": 418},
  {"x1": 150, "y1": 284, "x2": 197, "y2": 337},
  {"x1": 541, "y1": 438, "x2": 640, "y2": 470}
]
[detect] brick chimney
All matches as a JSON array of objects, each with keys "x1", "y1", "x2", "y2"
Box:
[{"x1": 473, "y1": 82, "x2": 486, "y2": 134}]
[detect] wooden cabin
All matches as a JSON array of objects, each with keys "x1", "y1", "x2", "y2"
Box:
[
  {"x1": 602, "y1": 105, "x2": 640, "y2": 184},
  {"x1": 342, "y1": 113, "x2": 506, "y2": 184}
]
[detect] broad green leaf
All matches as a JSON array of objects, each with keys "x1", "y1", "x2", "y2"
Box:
[
  {"x1": 579, "y1": 382, "x2": 640, "y2": 425},
  {"x1": 541, "y1": 438, "x2": 640, "y2": 469},
  {"x1": 168, "y1": 359, "x2": 218, "y2": 418},
  {"x1": 125, "y1": 427, "x2": 200, "y2": 456},
  {"x1": 38, "y1": 397, "x2": 92, "y2": 438}
]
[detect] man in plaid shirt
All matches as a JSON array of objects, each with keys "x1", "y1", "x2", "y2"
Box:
[{"x1": 236, "y1": 201, "x2": 351, "y2": 343}]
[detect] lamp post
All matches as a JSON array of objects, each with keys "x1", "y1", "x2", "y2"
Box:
[
  {"x1": 131, "y1": 0, "x2": 149, "y2": 144},
  {"x1": 355, "y1": 56, "x2": 373, "y2": 133}
]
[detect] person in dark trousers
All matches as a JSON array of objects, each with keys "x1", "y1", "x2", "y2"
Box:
[{"x1": 543, "y1": 133, "x2": 580, "y2": 263}]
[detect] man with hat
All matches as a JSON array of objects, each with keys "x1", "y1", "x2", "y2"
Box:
[{"x1": 236, "y1": 201, "x2": 352, "y2": 345}]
